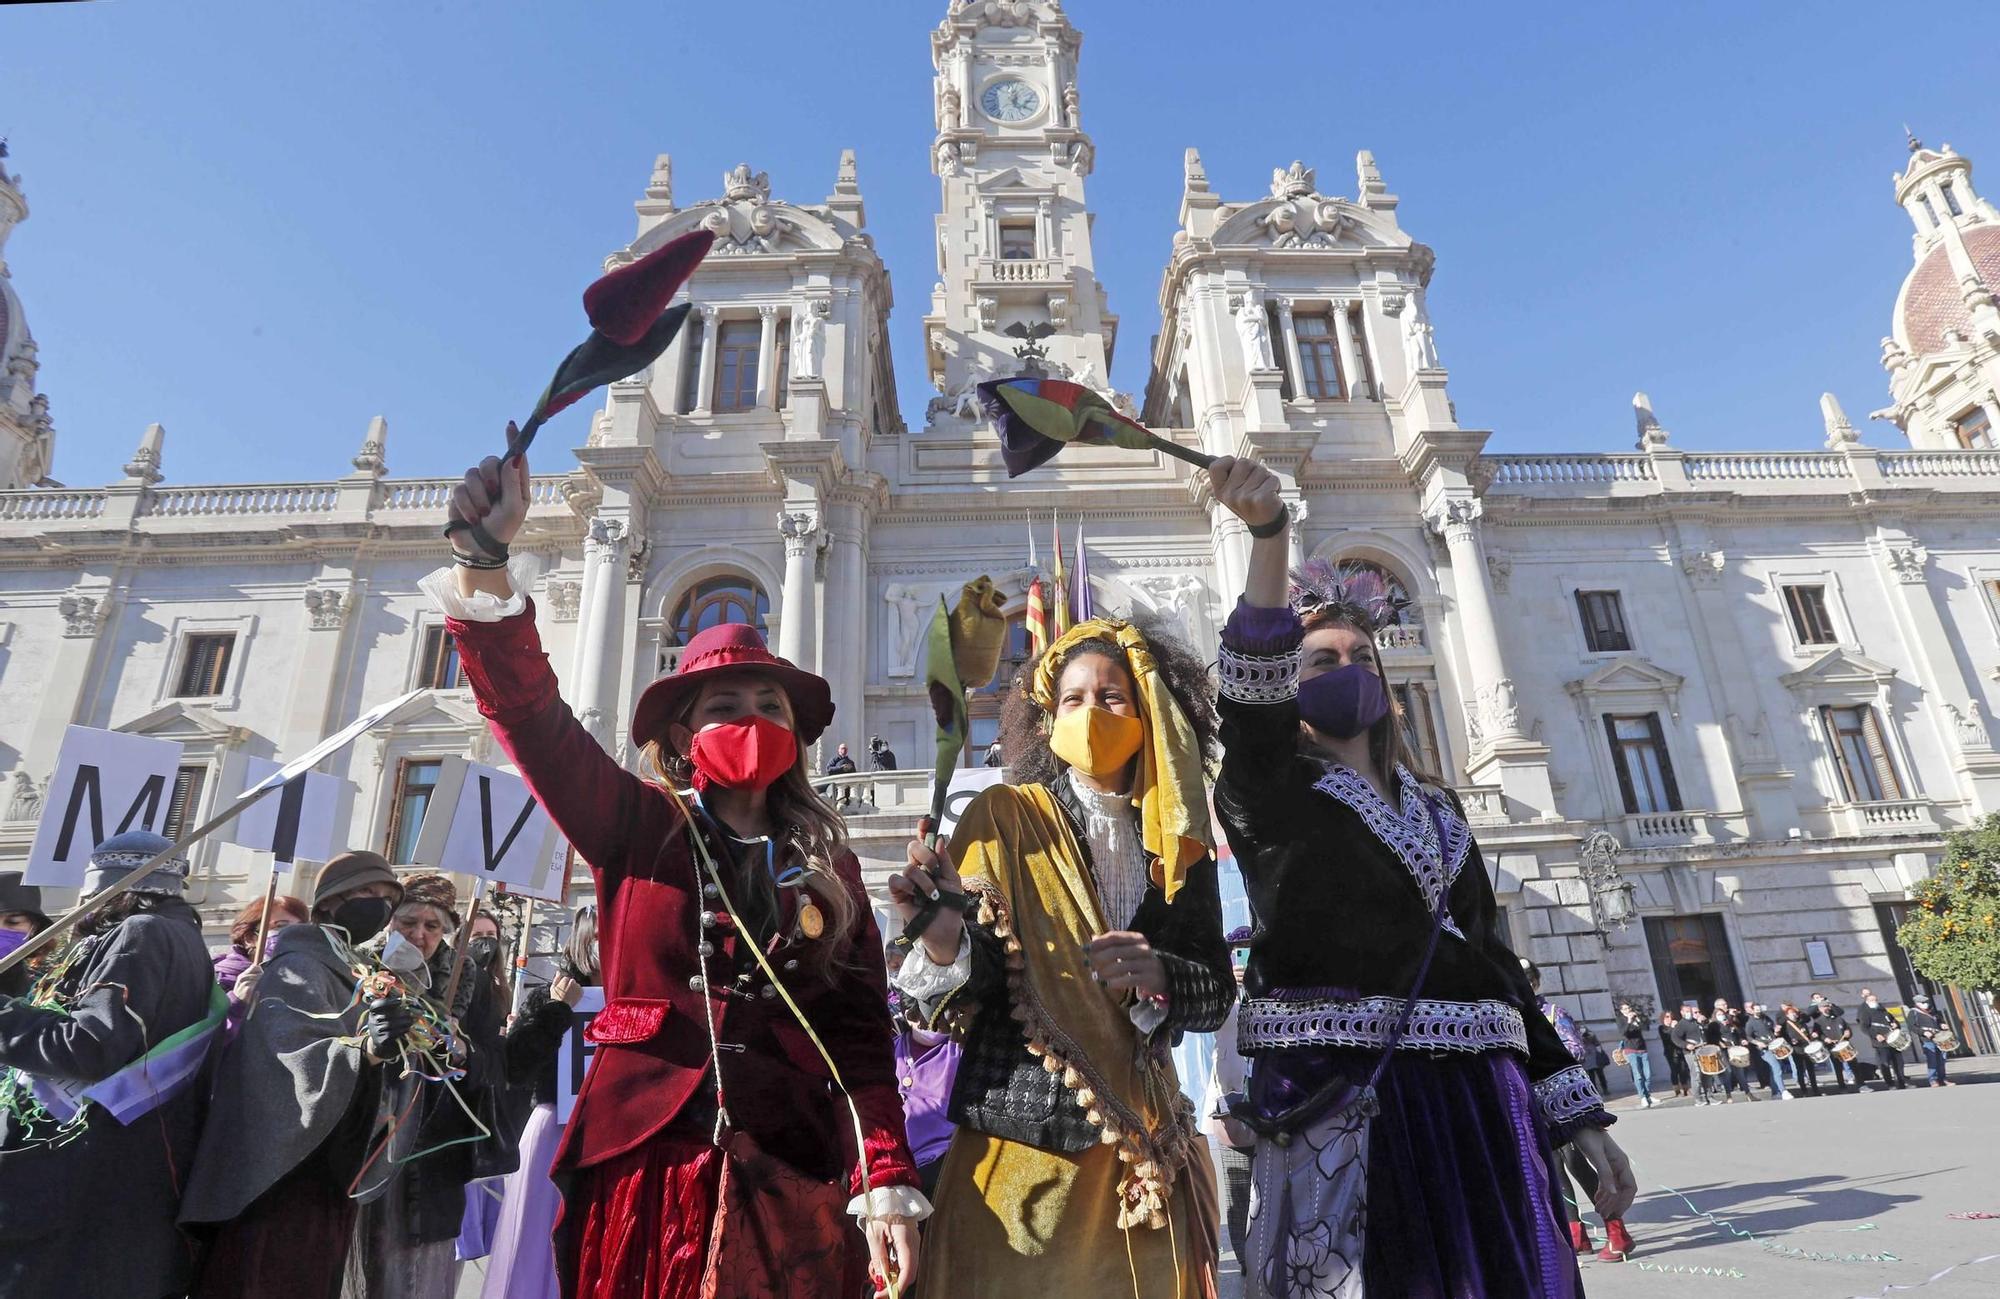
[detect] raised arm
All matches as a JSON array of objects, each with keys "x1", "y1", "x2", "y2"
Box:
[{"x1": 434, "y1": 448, "x2": 680, "y2": 878}]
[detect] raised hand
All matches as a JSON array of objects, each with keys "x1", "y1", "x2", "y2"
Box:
[
  {"x1": 446, "y1": 437, "x2": 532, "y2": 559},
  {"x1": 888, "y1": 835, "x2": 966, "y2": 964},
  {"x1": 1206, "y1": 455, "x2": 1284, "y2": 530}
]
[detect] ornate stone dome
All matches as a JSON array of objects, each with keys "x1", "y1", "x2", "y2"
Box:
[{"x1": 1899, "y1": 224, "x2": 2000, "y2": 354}]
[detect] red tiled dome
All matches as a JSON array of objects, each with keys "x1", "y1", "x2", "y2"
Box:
[{"x1": 1901, "y1": 225, "x2": 2000, "y2": 354}]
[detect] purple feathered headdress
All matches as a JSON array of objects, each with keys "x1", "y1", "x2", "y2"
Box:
[{"x1": 1288, "y1": 558, "x2": 1411, "y2": 633}]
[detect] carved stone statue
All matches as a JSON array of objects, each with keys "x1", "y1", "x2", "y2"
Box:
[
  {"x1": 884, "y1": 583, "x2": 923, "y2": 670},
  {"x1": 6, "y1": 771, "x2": 42, "y2": 823},
  {"x1": 936, "y1": 140, "x2": 962, "y2": 177},
  {"x1": 1406, "y1": 314, "x2": 1440, "y2": 371},
  {"x1": 1234, "y1": 293, "x2": 1275, "y2": 370},
  {"x1": 939, "y1": 85, "x2": 962, "y2": 131},
  {"x1": 793, "y1": 301, "x2": 827, "y2": 380},
  {"x1": 1061, "y1": 82, "x2": 1080, "y2": 126}
]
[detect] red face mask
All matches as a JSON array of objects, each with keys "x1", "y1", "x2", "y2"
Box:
[{"x1": 687, "y1": 715, "x2": 798, "y2": 792}]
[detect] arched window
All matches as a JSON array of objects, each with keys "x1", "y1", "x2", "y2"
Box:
[{"x1": 666, "y1": 575, "x2": 769, "y2": 647}]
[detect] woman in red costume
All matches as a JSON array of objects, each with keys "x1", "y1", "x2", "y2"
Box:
[{"x1": 425, "y1": 448, "x2": 926, "y2": 1299}]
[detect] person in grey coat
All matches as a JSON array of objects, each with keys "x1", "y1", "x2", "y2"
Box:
[
  {"x1": 179, "y1": 849, "x2": 411, "y2": 1299},
  {"x1": 0, "y1": 832, "x2": 218, "y2": 1299}
]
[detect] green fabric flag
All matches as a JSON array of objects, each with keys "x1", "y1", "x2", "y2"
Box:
[{"x1": 923, "y1": 595, "x2": 967, "y2": 828}]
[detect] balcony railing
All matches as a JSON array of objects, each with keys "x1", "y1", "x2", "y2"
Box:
[
  {"x1": 1683, "y1": 453, "x2": 1845, "y2": 482},
  {"x1": 1484, "y1": 456, "x2": 1655, "y2": 486},
  {"x1": 0, "y1": 489, "x2": 106, "y2": 521},
  {"x1": 1838, "y1": 798, "x2": 1939, "y2": 837},
  {"x1": 1375, "y1": 624, "x2": 1425, "y2": 653},
  {"x1": 976, "y1": 257, "x2": 1065, "y2": 284},
  {"x1": 1621, "y1": 809, "x2": 1719, "y2": 846},
  {"x1": 149, "y1": 484, "x2": 340, "y2": 516}
]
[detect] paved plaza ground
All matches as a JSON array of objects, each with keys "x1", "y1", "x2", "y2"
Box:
[{"x1": 459, "y1": 1062, "x2": 1999, "y2": 1298}]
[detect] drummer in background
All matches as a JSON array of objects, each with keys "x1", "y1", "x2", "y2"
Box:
[
  {"x1": 1711, "y1": 998, "x2": 1760, "y2": 1103},
  {"x1": 1740, "y1": 1001, "x2": 1789, "y2": 1100},
  {"x1": 1905, "y1": 994, "x2": 1955, "y2": 1089},
  {"x1": 1854, "y1": 988, "x2": 1910, "y2": 1091},
  {"x1": 1778, "y1": 1004, "x2": 1822, "y2": 1098},
  {"x1": 1657, "y1": 1010, "x2": 1690, "y2": 1099},
  {"x1": 1678, "y1": 1006, "x2": 1725, "y2": 1107},
  {"x1": 1812, "y1": 998, "x2": 1858, "y2": 1093}
]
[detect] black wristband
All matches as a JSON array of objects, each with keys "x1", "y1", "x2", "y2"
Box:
[
  {"x1": 453, "y1": 551, "x2": 510, "y2": 571},
  {"x1": 1246, "y1": 509, "x2": 1289, "y2": 539}
]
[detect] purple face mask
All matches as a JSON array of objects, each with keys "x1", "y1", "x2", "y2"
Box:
[
  {"x1": 1297, "y1": 662, "x2": 1391, "y2": 740},
  {"x1": 0, "y1": 928, "x2": 27, "y2": 961}
]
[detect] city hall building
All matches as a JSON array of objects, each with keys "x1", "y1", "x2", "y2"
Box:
[{"x1": 2, "y1": 1, "x2": 1997, "y2": 1050}]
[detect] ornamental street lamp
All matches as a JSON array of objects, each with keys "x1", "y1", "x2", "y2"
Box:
[{"x1": 1580, "y1": 829, "x2": 1637, "y2": 934}]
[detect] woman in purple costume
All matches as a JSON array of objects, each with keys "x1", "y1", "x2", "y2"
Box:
[{"x1": 1204, "y1": 457, "x2": 1636, "y2": 1297}]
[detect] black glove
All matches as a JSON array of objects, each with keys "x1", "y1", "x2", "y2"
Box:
[{"x1": 362, "y1": 994, "x2": 414, "y2": 1059}]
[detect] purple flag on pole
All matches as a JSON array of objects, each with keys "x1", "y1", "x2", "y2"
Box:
[{"x1": 1072, "y1": 519, "x2": 1095, "y2": 625}]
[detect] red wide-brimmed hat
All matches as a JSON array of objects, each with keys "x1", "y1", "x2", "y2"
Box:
[{"x1": 631, "y1": 622, "x2": 835, "y2": 749}]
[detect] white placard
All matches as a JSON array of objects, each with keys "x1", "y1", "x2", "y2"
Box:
[
  {"x1": 928, "y1": 765, "x2": 1008, "y2": 841},
  {"x1": 24, "y1": 727, "x2": 187, "y2": 885},
  {"x1": 229, "y1": 756, "x2": 345, "y2": 867},
  {"x1": 556, "y1": 986, "x2": 607, "y2": 1124},
  {"x1": 504, "y1": 834, "x2": 573, "y2": 903},
  {"x1": 410, "y1": 758, "x2": 563, "y2": 890}
]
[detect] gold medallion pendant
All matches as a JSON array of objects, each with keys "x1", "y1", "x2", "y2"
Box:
[{"x1": 798, "y1": 897, "x2": 825, "y2": 940}]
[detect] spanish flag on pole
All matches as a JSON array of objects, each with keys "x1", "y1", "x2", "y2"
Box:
[{"x1": 1024, "y1": 521, "x2": 1050, "y2": 658}]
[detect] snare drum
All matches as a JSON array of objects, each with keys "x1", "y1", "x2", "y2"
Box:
[
  {"x1": 1933, "y1": 1029, "x2": 1960, "y2": 1053},
  {"x1": 1833, "y1": 1040, "x2": 1858, "y2": 1063},
  {"x1": 1727, "y1": 1045, "x2": 1752, "y2": 1069},
  {"x1": 1768, "y1": 1040, "x2": 1793, "y2": 1061},
  {"x1": 1696, "y1": 1044, "x2": 1726, "y2": 1075},
  {"x1": 1885, "y1": 1027, "x2": 1912, "y2": 1052},
  {"x1": 1804, "y1": 1039, "x2": 1830, "y2": 1065}
]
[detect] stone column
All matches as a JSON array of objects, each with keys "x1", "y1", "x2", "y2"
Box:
[
  {"x1": 1333, "y1": 303, "x2": 1366, "y2": 399},
  {"x1": 693, "y1": 307, "x2": 720, "y2": 415},
  {"x1": 571, "y1": 517, "x2": 630, "y2": 744},
  {"x1": 1210, "y1": 508, "x2": 1249, "y2": 606},
  {"x1": 822, "y1": 502, "x2": 867, "y2": 751},
  {"x1": 1426, "y1": 496, "x2": 1522, "y2": 744},
  {"x1": 1036, "y1": 197, "x2": 1054, "y2": 259},
  {"x1": 1275, "y1": 299, "x2": 1306, "y2": 398},
  {"x1": 776, "y1": 510, "x2": 820, "y2": 672},
  {"x1": 755, "y1": 305, "x2": 779, "y2": 409},
  {"x1": 1285, "y1": 499, "x2": 1308, "y2": 572}
]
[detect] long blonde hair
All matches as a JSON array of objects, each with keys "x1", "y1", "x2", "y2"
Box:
[{"x1": 640, "y1": 681, "x2": 858, "y2": 981}]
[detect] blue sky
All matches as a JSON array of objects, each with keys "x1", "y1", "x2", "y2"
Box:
[{"x1": 6, "y1": 1, "x2": 1996, "y2": 484}]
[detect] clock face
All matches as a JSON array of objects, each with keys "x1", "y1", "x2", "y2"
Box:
[{"x1": 981, "y1": 79, "x2": 1042, "y2": 123}]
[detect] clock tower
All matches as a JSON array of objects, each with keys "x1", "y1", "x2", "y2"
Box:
[{"x1": 922, "y1": 0, "x2": 1119, "y2": 424}]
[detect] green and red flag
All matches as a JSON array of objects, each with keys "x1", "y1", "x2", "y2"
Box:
[{"x1": 976, "y1": 375, "x2": 1215, "y2": 478}]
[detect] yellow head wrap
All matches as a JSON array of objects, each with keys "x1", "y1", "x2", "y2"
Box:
[{"x1": 1030, "y1": 618, "x2": 1212, "y2": 900}]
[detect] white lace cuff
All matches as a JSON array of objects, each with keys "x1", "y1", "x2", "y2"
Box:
[
  {"x1": 846, "y1": 1185, "x2": 935, "y2": 1222},
  {"x1": 417, "y1": 565, "x2": 528, "y2": 622},
  {"x1": 893, "y1": 931, "x2": 972, "y2": 1004}
]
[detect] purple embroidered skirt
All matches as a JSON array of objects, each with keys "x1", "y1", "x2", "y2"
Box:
[{"x1": 1247, "y1": 1048, "x2": 1580, "y2": 1298}]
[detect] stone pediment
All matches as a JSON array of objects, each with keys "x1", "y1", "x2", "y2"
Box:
[
  {"x1": 1781, "y1": 648, "x2": 1897, "y2": 694},
  {"x1": 974, "y1": 168, "x2": 1037, "y2": 193},
  {"x1": 1212, "y1": 193, "x2": 1382, "y2": 252},
  {"x1": 632, "y1": 167, "x2": 850, "y2": 260},
  {"x1": 1565, "y1": 656, "x2": 1685, "y2": 718},
  {"x1": 390, "y1": 693, "x2": 486, "y2": 732},
  {"x1": 117, "y1": 700, "x2": 250, "y2": 744}
]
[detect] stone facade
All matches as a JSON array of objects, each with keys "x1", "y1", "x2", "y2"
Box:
[{"x1": 2, "y1": 3, "x2": 1998, "y2": 1053}]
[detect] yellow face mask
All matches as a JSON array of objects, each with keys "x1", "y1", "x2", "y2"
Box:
[{"x1": 1048, "y1": 705, "x2": 1146, "y2": 780}]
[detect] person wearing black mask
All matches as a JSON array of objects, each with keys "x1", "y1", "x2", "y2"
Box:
[
  {"x1": 180, "y1": 850, "x2": 414, "y2": 1299},
  {"x1": 1854, "y1": 988, "x2": 1910, "y2": 1091},
  {"x1": 1677, "y1": 1007, "x2": 1724, "y2": 1106},
  {"x1": 1778, "y1": 1004, "x2": 1821, "y2": 1097},
  {"x1": 1811, "y1": 997, "x2": 1858, "y2": 1093}
]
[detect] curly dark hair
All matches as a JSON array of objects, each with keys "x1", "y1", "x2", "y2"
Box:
[{"x1": 998, "y1": 613, "x2": 1220, "y2": 789}]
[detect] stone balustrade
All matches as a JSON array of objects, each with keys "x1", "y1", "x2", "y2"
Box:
[
  {"x1": 1374, "y1": 624, "x2": 1426, "y2": 652},
  {"x1": 1878, "y1": 449, "x2": 2000, "y2": 479},
  {"x1": 0, "y1": 489, "x2": 106, "y2": 521},
  {"x1": 0, "y1": 475, "x2": 577, "y2": 529},
  {"x1": 149, "y1": 483, "x2": 341, "y2": 516},
  {"x1": 1484, "y1": 456, "x2": 1655, "y2": 486},
  {"x1": 977, "y1": 257, "x2": 1065, "y2": 284},
  {"x1": 1839, "y1": 797, "x2": 1940, "y2": 837}
]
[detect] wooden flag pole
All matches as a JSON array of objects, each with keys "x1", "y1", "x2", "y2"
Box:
[{"x1": 244, "y1": 866, "x2": 284, "y2": 973}]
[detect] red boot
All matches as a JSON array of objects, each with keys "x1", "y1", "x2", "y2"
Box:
[
  {"x1": 1598, "y1": 1219, "x2": 1634, "y2": 1261},
  {"x1": 1571, "y1": 1220, "x2": 1593, "y2": 1254}
]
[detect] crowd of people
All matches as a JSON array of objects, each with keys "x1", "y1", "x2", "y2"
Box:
[
  {"x1": 0, "y1": 448, "x2": 1658, "y2": 1298},
  {"x1": 1608, "y1": 991, "x2": 1957, "y2": 1109}
]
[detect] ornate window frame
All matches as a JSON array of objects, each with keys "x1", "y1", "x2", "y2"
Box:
[
  {"x1": 1779, "y1": 649, "x2": 1922, "y2": 805},
  {"x1": 1764, "y1": 567, "x2": 1855, "y2": 659},
  {"x1": 155, "y1": 613, "x2": 258, "y2": 712}
]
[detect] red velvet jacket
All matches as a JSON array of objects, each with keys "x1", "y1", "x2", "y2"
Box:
[{"x1": 447, "y1": 602, "x2": 918, "y2": 1195}]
